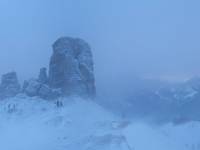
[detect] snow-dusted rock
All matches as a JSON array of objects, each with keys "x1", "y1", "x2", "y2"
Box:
[
  {"x1": 23, "y1": 79, "x2": 41, "y2": 97},
  {"x1": 49, "y1": 37, "x2": 96, "y2": 98},
  {"x1": 0, "y1": 72, "x2": 20, "y2": 100},
  {"x1": 38, "y1": 84, "x2": 61, "y2": 99},
  {"x1": 23, "y1": 79, "x2": 61, "y2": 99},
  {"x1": 38, "y1": 67, "x2": 48, "y2": 84}
]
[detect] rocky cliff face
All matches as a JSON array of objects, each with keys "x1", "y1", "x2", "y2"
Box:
[
  {"x1": 38, "y1": 67, "x2": 48, "y2": 84},
  {"x1": 23, "y1": 79, "x2": 61, "y2": 100},
  {"x1": 49, "y1": 37, "x2": 96, "y2": 98},
  {"x1": 0, "y1": 37, "x2": 96, "y2": 100},
  {"x1": 0, "y1": 72, "x2": 20, "y2": 99}
]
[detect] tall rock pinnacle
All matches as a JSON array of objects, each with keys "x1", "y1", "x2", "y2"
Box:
[{"x1": 49, "y1": 37, "x2": 96, "y2": 98}]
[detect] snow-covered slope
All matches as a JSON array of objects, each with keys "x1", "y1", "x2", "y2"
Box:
[
  {"x1": 124, "y1": 122, "x2": 200, "y2": 150},
  {"x1": 0, "y1": 95, "x2": 200, "y2": 150}
]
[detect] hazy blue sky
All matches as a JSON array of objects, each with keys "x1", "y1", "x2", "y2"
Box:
[{"x1": 0, "y1": 0, "x2": 200, "y2": 84}]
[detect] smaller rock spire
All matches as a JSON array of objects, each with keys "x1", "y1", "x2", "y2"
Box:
[
  {"x1": 0, "y1": 72, "x2": 20, "y2": 99},
  {"x1": 38, "y1": 67, "x2": 48, "y2": 84}
]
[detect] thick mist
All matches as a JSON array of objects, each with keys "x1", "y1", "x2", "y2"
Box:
[
  {"x1": 0, "y1": 0, "x2": 200, "y2": 94},
  {"x1": 1, "y1": 1, "x2": 200, "y2": 150}
]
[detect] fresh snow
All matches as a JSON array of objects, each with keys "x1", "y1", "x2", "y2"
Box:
[{"x1": 0, "y1": 95, "x2": 200, "y2": 150}]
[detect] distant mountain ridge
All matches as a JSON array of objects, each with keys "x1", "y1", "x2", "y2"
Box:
[{"x1": 111, "y1": 77, "x2": 200, "y2": 124}]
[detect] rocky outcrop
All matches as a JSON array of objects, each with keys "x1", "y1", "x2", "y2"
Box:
[
  {"x1": 23, "y1": 79, "x2": 61, "y2": 99},
  {"x1": 23, "y1": 79, "x2": 41, "y2": 97},
  {"x1": 0, "y1": 37, "x2": 96, "y2": 100},
  {"x1": 0, "y1": 72, "x2": 20, "y2": 99},
  {"x1": 38, "y1": 67, "x2": 48, "y2": 84},
  {"x1": 22, "y1": 67, "x2": 59, "y2": 99},
  {"x1": 49, "y1": 37, "x2": 96, "y2": 98}
]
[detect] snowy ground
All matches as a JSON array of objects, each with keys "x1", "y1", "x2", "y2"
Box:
[{"x1": 0, "y1": 95, "x2": 200, "y2": 150}]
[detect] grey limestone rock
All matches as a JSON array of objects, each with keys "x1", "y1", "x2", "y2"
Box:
[
  {"x1": 49, "y1": 37, "x2": 96, "y2": 98},
  {"x1": 38, "y1": 67, "x2": 48, "y2": 84},
  {"x1": 0, "y1": 72, "x2": 20, "y2": 99},
  {"x1": 23, "y1": 79, "x2": 61, "y2": 100},
  {"x1": 23, "y1": 79, "x2": 41, "y2": 97}
]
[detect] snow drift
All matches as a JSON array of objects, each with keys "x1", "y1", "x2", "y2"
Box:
[{"x1": 0, "y1": 95, "x2": 200, "y2": 150}]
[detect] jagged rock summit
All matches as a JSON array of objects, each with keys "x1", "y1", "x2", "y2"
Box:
[
  {"x1": 0, "y1": 72, "x2": 20, "y2": 99},
  {"x1": 38, "y1": 67, "x2": 48, "y2": 84},
  {"x1": 0, "y1": 37, "x2": 96, "y2": 100},
  {"x1": 49, "y1": 37, "x2": 96, "y2": 98}
]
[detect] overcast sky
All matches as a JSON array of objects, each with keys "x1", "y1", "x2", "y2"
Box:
[{"x1": 0, "y1": 0, "x2": 200, "y2": 85}]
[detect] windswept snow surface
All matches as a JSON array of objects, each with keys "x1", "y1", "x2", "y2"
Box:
[{"x1": 0, "y1": 95, "x2": 200, "y2": 150}]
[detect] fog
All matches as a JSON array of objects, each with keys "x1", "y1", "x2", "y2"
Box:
[
  {"x1": 1, "y1": 1, "x2": 200, "y2": 149},
  {"x1": 1, "y1": 0, "x2": 200, "y2": 87}
]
